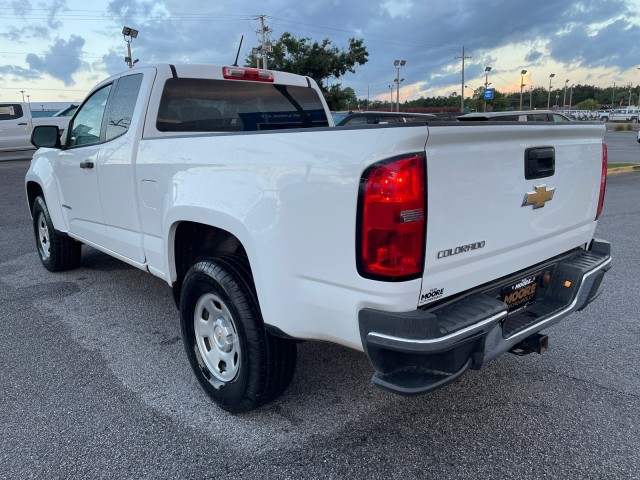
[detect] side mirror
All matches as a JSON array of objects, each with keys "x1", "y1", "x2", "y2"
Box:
[{"x1": 31, "y1": 125, "x2": 61, "y2": 149}]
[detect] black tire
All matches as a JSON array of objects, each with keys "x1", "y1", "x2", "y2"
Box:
[
  {"x1": 32, "y1": 196, "x2": 81, "y2": 272},
  {"x1": 180, "y1": 257, "x2": 297, "y2": 413}
]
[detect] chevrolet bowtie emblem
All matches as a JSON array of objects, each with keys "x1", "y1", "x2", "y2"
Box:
[{"x1": 522, "y1": 185, "x2": 555, "y2": 209}]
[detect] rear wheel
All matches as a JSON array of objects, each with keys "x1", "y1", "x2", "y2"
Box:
[
  {"x1": 179, "y1": 257, "x2": 297, "y2": 413},
  {"x1": 32, "y1": 196, "x2": 81, "y2": 272}
]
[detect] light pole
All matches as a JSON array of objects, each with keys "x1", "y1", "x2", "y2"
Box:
[
  {"x1": 20, "y1": 90, "x2": 25, "y2": 102},
  {"x1": 555, "y1": 92, "x2": 559, "y2": 107},
  {"x1": 529, "y1": 86, "x2": 533, "y2": 109},
  {"x1": 394, "y1": 77, "x2": 404, "y2": 111},
  {"x1": 484, "y1": 66, "x2": 492, "y2": 112},
  {"x1": 569, "y1": 84, "x2": 574, "y2": 109},
  {"x1": 26, "y1": 94, "x2": 30, "y2": 104},
  {"x1": 394, "y1": 59, "x2": 406, "y2": 112},
  {"x1": 547, "y1": 73, "x2": 555, "y2": 109},
  {"x1": 519, "y1": 69, "x2": 527, "y2": 110},
  {"x1": 563, "y1": 79, "x2": 569, "y2": 110},
  {"x1": 612, "y1": 83, "x2": 616, "y2": 108},
  {"x1": 388, "y1": 84, "x2": 394, "y2": 112},
  {"x1": 637, "y1": 68, "x2": 640, "y2": 106},
  {"x1": 122, "y1": 26, "x2": 139, "y2": 69}
]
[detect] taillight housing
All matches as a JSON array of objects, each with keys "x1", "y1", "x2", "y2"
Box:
[
  {"x1": 357, "y1": 153, "x2": 426, "y2": 281},
  {"x1": 596, "y1": 142, "x2": 607, "y2": 220},
  {"x1": 222, "y1": 66, "x2": 274, "y2": 82}
]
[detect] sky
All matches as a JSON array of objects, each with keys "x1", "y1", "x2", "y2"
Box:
[{"x1": 2, "y1": 0, "x2": 640, "y2": 106}]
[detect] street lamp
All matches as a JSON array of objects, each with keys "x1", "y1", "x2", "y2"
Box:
[
  {"x1": 563, "y1": 79, "x2": 569, "y2": 110},
  {"x1": 547, "y1": 73, "x2": 555, "y2": 109},
  {"x1": 555, "y1": 92, "x2": 559, "y2": 107},
  {"x1": 394, "y1": 77, "x2": 404, "y2": 111},
  {"x1": 484, "y1": 66, "x2": 492, "y2": 112},
  {"x1": 388, "y1": 84, "x2": 394, "y2": 112},
  {"x1": 394, "y1": 59, "x2": 406, "y2": 112},
  {"x1": 26, "y1": 94, "x2": 30, "y2": 104},
  {"x1": 519, "y1": 69, "x2": 527, "y2": 110},
  {"x1": 20, "y1": 90, "x2": 25, "y2": 102},
  {"x1": 122, "y1": 26, "x2": 139, "y2": 69},
  {"x1": 569, "y1": 84, "x2": 574, "y2": 109}
]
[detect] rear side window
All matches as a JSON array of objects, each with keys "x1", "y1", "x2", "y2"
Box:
[
  {"x1": 492, "y1": 114, "x2": 520, "y2": 121},
  {"x1": 0, "y1": 104, "x2": 24, "y2": 120},
  {"x1": 157, "y1": 78, "x2": 329, "y2": 132},
  {"x1": 527, "y1": 114, "x2": 548, "y2": 121},
  {"x1": 376, "y1": 116, "x2": 403, "y2": 123},
  {"x1": 342, "y1": 116, "x2": 368, "y2": 126},
  {"x1": 105, "y1": 74, "x2": 143, "y2": 141}
]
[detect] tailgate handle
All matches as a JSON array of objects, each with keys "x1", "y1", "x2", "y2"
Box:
[{"x1": 525, "y1": 147, "x2": 555, "y2": 179}]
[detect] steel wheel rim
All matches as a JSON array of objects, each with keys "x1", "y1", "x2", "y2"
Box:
[
  {"x1": 37, "y1": 212, "x2": 50, "y2": 260},
  {"x1": 194, "y1": 292, "x2": 241, "y2": 382}
]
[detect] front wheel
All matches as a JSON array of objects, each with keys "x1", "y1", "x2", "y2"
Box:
[
  {"x1": 32, "y1": 196, "x2": 81, "y2": 272},
  {"x1": 179, "y1": 257, "x2": 297, "y2": 413}
]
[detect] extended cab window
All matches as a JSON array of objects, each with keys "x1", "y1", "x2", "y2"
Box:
[
  {"x1": 69, "y1": 85, "x2": 112, "y2": 147},
  {"x1": 0, "y1": 104, "x2": 24, "y2": 120},
  {"x1": 157, "y1": 78, "x2": 329, "y2": 132},
  {"x1": 527, "y1": 114, "x2": 548, "y2": 121},
  {"x1": 105, "y1": 74, "x2": 143, "y2": 141}
]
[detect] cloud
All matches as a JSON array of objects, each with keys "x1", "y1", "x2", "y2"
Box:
[
  {"x1": 45, "y1": 0, "x2": 68, "y2": 30},
  {"x1": 525, "y1": 50, "x2": 544, "y2": 63},
  {"x1": 548, "y1": 19, "x2": 640, "y2": 70},
  {"x1": 10, "y1": 0, "x2": 32, "y2": 16},
  {"x1": 0, "y1": 24, "x2": 51, "y2": 42},
  {"x1": 26, "y1": 35, "x2": 87, "y2": 85},
  {"x1": 104, "y1": 0, "x2": 247, "y2": 67},
  {"x1": 0, "y1": 65, "x2": 42, "y2": 81},
  {"x1": 3, "y1": 0, "x2": 66, "y2": 41},
  {"x1": 381, "y1": 0, "x2": 413, "y2": 18}
]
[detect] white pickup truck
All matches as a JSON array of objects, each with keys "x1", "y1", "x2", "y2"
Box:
[
  {"x1": 26, "y1": 64, "x2": 612, "y2": 413},
  {"x1": 606, "y1": 107, "x2": 639, "y2": 122},
  {"x1": 0, "y1": 102, "x2": 74, "y2": 161}
]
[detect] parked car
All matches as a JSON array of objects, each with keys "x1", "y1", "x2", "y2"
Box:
[
  {"x1": 608, "y1": 107, "x2": 639, "y2": 123},
  {"x1": 457, "y1": 110, "x2": 571, "y2": 122},
  {"x1": 52, "y1": 104, "x2": 79, "y2": 118},
  {"x1": 331, "y1": 111, "x2": 351, "y2": 125},
  {"x1": 336, "y1": 111, "x2": 441, "y2": 126},
  {"x1": 0, "y1": 102, "x2": 75, "y2": 161}
]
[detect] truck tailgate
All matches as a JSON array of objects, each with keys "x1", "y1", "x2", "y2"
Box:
[{"x1": 419, "y1": 123, "x2": 605, "y2": 307}]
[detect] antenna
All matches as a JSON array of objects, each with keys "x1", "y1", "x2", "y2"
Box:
[{"x1": 232, "y1": 35, "x2": 244, "y2": 67}]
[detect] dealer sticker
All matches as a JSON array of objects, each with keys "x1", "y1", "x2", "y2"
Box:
[
  {"x1": 419, "y1": 287, "x2": 444, "y2": 306},
  {"x1": 501, "y1": 272, "x2": 541, "y2": 312}
]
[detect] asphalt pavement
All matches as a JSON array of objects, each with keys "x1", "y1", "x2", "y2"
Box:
[{"x1": 1, "y1": 138, "x2": 639, "y2": 478}]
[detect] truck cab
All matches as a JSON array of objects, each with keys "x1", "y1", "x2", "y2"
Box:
[{"x1": 0, "y1": 103, "x2": 34, "y2": 161}]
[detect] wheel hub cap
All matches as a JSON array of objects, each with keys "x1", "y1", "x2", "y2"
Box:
[
  {"x1": 37, "y1": 212, "x2": 50, "y2": 260},
  {"x1": 194, "y1": 293, "x2": 240, "y2": 382}
]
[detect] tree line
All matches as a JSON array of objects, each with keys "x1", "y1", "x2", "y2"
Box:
[
  {"x1": 250, "y1": 32, "x2": 637, "y2": 112},
  {"x1": 363, "y1": 84, "x2": 640, "y2": 113}
]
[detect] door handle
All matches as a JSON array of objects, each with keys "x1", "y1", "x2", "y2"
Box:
[
  {"x1": 18, "y1": 122, "x2": 27, "y2": 125},
  {"x1": 80, "y1": 160, "x2": 94, "y2": 169},
  {"x1": 525, "y1": 147, "x2": 555, "y2": 179}
]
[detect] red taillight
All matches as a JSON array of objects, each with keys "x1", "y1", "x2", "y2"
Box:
[
  {"x1": 358, "y1": 154, "x2": 426, "y2": 280},
  {"x1": 596, "y1": 142, "x2": 607, "y2": 220},
  {"x1": 222, "y1": 66, "x2": 274, "y2": 82}
]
